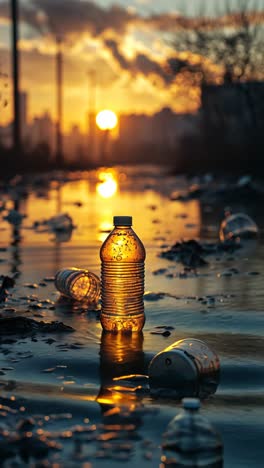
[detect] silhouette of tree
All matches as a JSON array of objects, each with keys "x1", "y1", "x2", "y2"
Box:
[{"x1": 172, "y1": 0, "x2": 264, "y2": 84}]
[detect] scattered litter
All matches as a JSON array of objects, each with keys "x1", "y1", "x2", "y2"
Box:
[
  {"x1": 43, "y1": 276, "x2": 55, "y2": 282},
  {"x1": 23, "y1": 283, "x2": 39, "y2": 289},
  {"x1": 47, "y1": 213, "x2": 75, "y2": 231},
  {"x1": 152, "y1": 268, "x2": 168, "y2": 275},
  {"x1": 160, "y1": 239, "x2": 241, "y2": 267},
  {"x1": 32, "y1": 213, "x2": 75, "y2": 236},
  {"x1": 150, "y1": 329, "x2": 171, "y2": 337},
  {"x1": 219, "y1": 212, "x2": 258, "y2": 241},
  {"x1": 144, "y1": 292, "x2": 165, "y2": 301},
  {"x1": 149, "y1": 338, "x2": 220, "y2": 399},
  {"x1": 160, "y1": 240, "x2": 208, "y2": 267},
  {"x1": 0, "y1": 276, "x2": 15, "y2": 303}
]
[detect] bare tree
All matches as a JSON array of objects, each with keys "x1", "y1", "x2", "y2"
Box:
[
  {"x1": 169, "y1": 0, "x2": 264, "y2": 171},
  {"x1": 172, "y1": 0, "x2": 264, "y2": 84}
]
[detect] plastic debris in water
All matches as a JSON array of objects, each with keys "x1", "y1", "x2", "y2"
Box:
[
  {"x1": 219, "y1": 212, "x2": 258, "y2": 241},
  {"x1": 47, "y1": 213, "x2": 74, "y2": 232},
  {"x1": 237, "y1": 175, "x2": 252, "y2": 187},
  {"x1": 161, "y1": 398, "x2": 223, "y2": 468},
  {"x1": 148, "y1": 338, "x2": 220, "y2": 399},
  {"x1": 55, "y1": 267, "x2": 100, "y2": 302},
  {"x1": 144, "y1": 292, "x2": 165, "y2": 301}
]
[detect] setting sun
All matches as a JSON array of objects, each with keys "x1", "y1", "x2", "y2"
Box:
[{"x1": 96, "y1": 110, "x2": 118, "y2": 131}]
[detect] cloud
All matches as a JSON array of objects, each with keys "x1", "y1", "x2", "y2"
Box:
[
  {"x1": 1, "y1": 0, "x2": 263, "y2": 39},
  {"x1": 104, "y1": 38, "x2": 192, "y2": 85},
  {"x1": 30, "y1": 0, "x2": 136, "y2": 38},
  {"x1": 1, "y1": 0, "x2": 261, "y2": 92},
  {"x1": 0, "y1": 0, "x2": 206, "y2": 40},
  {"x1": 104, "y1": 39, "x2": 129, "y2": 70}
]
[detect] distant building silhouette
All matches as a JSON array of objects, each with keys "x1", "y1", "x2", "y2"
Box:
[
  {"x1": 64, "y1": 124, "x2": 85, "y2": 164},
  {"x1": 30, "y1": 112, "x2": 55, "y2": 157},
  {"x1": 119, "y1": 107, "x2": 200, "y2": 147}
]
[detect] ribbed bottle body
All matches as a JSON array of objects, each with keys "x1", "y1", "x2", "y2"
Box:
[
  {"x1": 55, "y1": 267, "x2": 100, "y2": 302},
  {"x1": 100, "y1": 220, "x2": 145, "y2": 332}
]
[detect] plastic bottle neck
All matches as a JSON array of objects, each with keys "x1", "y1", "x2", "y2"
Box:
[{"x1": 114, "y1": 225, "x2": 132, "y2": 229}]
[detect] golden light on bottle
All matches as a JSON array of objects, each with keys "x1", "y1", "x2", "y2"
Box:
[{"x1": 100, "y1": 216, "x2": 146, "y2": 333}]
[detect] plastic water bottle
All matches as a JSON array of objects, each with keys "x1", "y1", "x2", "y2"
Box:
[
  {"x1": 149, "y1": 338, "x2": 220, "y2": 399},
  {"x1": 219, "y1": 212, "x2": 258, "y2": 242},
  {"x1": 100, "y1": 216, "x2": 146, "y2": 332},
  {"x1": 161, "y1": 398, "x2": 223, "y2": 467},
  {"x1": 55, "y1": 267, "x2": 100, "y2": 302}
]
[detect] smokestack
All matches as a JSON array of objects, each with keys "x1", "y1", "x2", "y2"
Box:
[
  {"x1": 11, "y1": 0, "x2": 21, "y2": 155},
  {"x1": 88, "y1": 70, "x2": 96, "y2": 164},
  {"x1": 56, "y1": 36, "x2": 63, "y2": 166}
]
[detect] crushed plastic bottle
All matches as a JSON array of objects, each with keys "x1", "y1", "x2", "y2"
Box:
[
  {"x1": 47, "y1": 213, "x2": 74, "y2": 232},
  {"x1": 100, "y1": 215, "x2": 146, "y2": 332},
  {"x1": 148, "y1": 338, "x2": 220, "y2": 399},
  {"x1": 55, "y1": 267, "x2": 100, "y2": 302},
  {"x1": 219, "y1": 212, "x2": 258, "y2": 242},
  {"x1": 161, "y1": 398, "x2": 223, "y2": 467}
]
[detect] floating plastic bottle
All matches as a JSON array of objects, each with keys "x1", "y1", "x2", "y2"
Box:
[
  {"x1": 47, "y1": 213, "x2": 74, "y2": 232},
  {"x1": 219, "y1": 212, "x2": 258, "y2": 242},
  {"x1": 161, "y1": 398, "x2": 223, "y2": 467},
  {"x1": 55, "y1": 267, "x2": 100, "y2": 302},
  {"x1": 100, "y1": 216, "x2": 146, "y2": 332},
  {"x1": 148, "y1": 338, "x2": 220, "y2": 399}
]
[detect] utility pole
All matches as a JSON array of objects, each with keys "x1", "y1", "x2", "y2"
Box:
[
  {"x1": 56, "y1": 36, "x2": 63, "y2": 167},
  {"x1": 88, "y1": 70, "x2": 96, "y2": 165},
  {"x1": 11, "y1": 0, "x2": 21, "y2": 155}
]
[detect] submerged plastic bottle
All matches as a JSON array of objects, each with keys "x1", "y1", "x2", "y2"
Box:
[
  {"x1": 161, "y1": 398, "x2": 223, "y2": 467},
  {"x1": 219, "y1": 212, "x2": 258, "y2": 242},
  {"x1": 100, "y1": 216, "x2": 146, "y2": 332}
]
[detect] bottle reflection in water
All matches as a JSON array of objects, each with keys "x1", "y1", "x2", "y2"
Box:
[
  {"x1": 161, "y1": 398, "x2": 223, "y2": 467},
  {"x1": 54, "y1": 267, "x2": 100, "y2": 302},
  {"x1": 100, "y1": 216, "x2": 146, "y2": 332},
  {"x1": 219, "y1": 212, "x2": 258, "y2": 242},
  {"x1": 98, "y1": 331, "x2": 145, "y2": 398},
  {"x1": 149, "y1": 338, "x2": 220, "y2": 399},
  {"x1": 96, "y1": 332, "x2": 145, "y2": 461}
]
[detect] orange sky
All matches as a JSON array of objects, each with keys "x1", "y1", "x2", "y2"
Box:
[
  {"x1": 0, "y1": 1, "x2": 263, "y2": 131},
  {"x1": 0, "y1": 36, "x2": 203, "y2": 131}
]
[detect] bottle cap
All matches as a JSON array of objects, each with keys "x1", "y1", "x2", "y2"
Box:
[
  {"x1": 113, "y1": 216, "x2": 132, "y2": 226},
  {"x1": 182, "y1": 398, "x2": 200, "y2": 410}
]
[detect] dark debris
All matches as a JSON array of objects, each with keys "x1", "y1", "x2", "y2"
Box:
[
  {"x1": 0, "y1": 316, "x2": 74, "y2": 335},
  {"x1": 160, "y1": 239, "x2": 241, "y2": 267}
]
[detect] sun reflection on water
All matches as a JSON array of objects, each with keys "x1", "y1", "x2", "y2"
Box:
[{"x1": 96, "y1": 171, "x2": 118, "y2": 199}]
